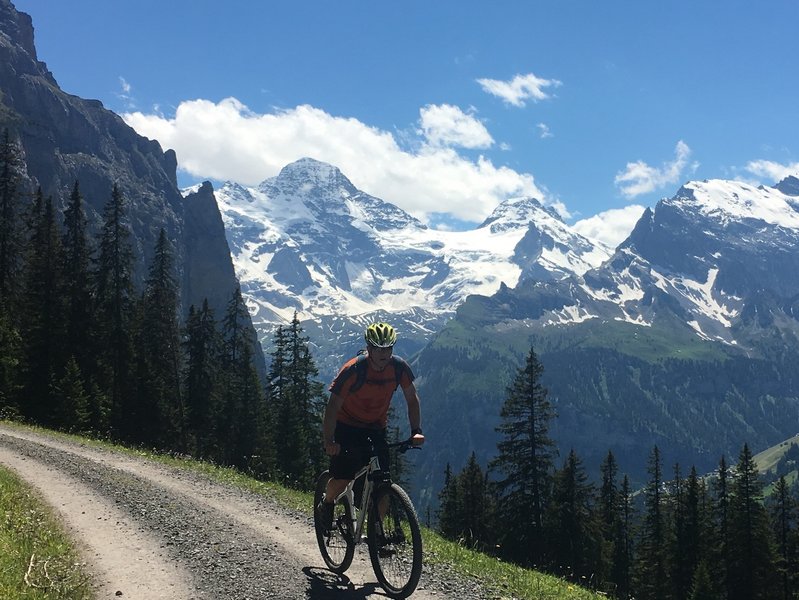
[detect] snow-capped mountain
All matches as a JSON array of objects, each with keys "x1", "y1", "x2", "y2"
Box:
[
  {"x1": 504, "y1": 176, "x2": 799, "y2": 349},
  {"x1": 210, "y1": 157, "x2": 611, "y2": 370}
]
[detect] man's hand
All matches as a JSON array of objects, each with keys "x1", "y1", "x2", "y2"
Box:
[
  {"x1": 411, "y1": 433, "x2": 425, "y2": 447},
  {"x1": 324, "y1": 440, "x2": 341, "y2": 456}
]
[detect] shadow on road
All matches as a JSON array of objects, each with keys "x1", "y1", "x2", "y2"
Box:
[{"x1": 303, "y1": 566, "x2": 388, "y2": 599}]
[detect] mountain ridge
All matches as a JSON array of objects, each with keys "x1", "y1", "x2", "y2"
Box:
[{"x1": 211, "y1": 157, "x2": 611, "y2": 374}]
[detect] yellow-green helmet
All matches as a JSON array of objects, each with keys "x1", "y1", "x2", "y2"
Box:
[{"x1": 365, "y1": 322, "x2": 397, "y2": 347}]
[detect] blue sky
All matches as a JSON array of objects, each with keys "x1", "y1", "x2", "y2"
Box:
[{"x1": 13, "y1": 0, "x2": 799, "y2": 245}]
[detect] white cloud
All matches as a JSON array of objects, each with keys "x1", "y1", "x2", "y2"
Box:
[
  {"x1": 116, "y1": 77, "x2": 135, "y2": 109},
  {"x1": 573, "y1": 205, "x2": 647, "y2": 249},
  {"x1": 537, "y1": 123, "x2": 553, "y2": 139},
  {"x1": 418, "y1": 104, "x2": 493, "y2": 149},
  {"x1": 123, "y1": 98, "x2": 544, "y2": 224},
  {"x1": 614, "y1": 140, "x2": 698, "y2": 199},
  {"x1": 744, "y1": 159, "x2": 799, "y2": 183},
  {"x1": 477, "y1": 73, "x2": 562, "y2": 107}
]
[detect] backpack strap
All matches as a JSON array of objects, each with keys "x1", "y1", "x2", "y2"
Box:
[
  {"x1": 348, "y1": 353, "x2": 370, "y2": 393},
  {"x1": 392, "y1": 357, "x2": 406, "y2": 388}
]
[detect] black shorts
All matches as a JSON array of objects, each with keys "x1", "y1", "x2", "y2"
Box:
[{"x1": 329, "y1": 422, "x2": 390, "y2": 480}]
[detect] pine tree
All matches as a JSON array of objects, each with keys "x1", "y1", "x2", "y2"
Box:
[
  {"x1": 266, "y1": 324, "x2": 290, "y2": 475},
  {"x1": 93, "y1": 184, "x2": 136, "y2": 439},
  {"x1": 51, "y1": 356, "x2": 91, "y2": 433},
  {"x1": 61, "y1": 181, "x2": 95, "y2": 399},
  {"x1": 182, "y1": 300, "x2": 222, "y2": 459},
  {"x1": 689, "y1": 559, "x2": 720, "y2": 600},
  {"x1": 727, "y1": 443, "x2": 778, "y2": 600},
  {"x1": 612, "y1": 474, "x2": 635, "y2": 600},
  {"x1": 457, "y1": 452, "x2": 491, "y2": 550},
  {"x1": 286, "y1": 313, "x2": 326, "y2": 485},
  {"x1": 599, "y1": 451, "x2": 620, "y2": 538},
  {"x1": 598, "y1": 450, "x2": 620, "y2": 586},
  {"x1": 546, "y1": 449, "x2": 599, "y2": 583},
  {"x1": 669, "y1": 464, "x2": 687, "y2": 600},
  {"x1": 711, "y1": 455, "x2": 732, "y2": 599},
  {"x1": 251, "y1": 378, "x2": 278, "y2": 481},
  {"x1": 678, "y1": 466, "x2": 704, "y2": 600},
  {"x1": 769, "y1": 475, "x2": 796, "y2": 600},
  {"x1": 219, "y1": 287, "x2": 263, "y2": 470},
  {"x1": 274, "y1": 367, "x2": 305, "y2": 483},
  {"x1": 0, "y1": 308, "x2": 21, "y2": 416},
  {"x1": 137, "y1": 229, "x2": 183, "y2": 448},
  {"x1": 0, "y1": 129, "x2": 24, "y2": 308},
  {"x1": 490, "y1": 347, "x2": 556, "y2": 567},
  {"x1": 668, "y1": 464, "x2": 704, "y2": 600},
  {"x1": 0, "y1": 132, "x2": 24, "y2": 413},
  {"x1": 437, "y1": 463, "x2": 460, "y2": 540},
  {"x1": 790, "y1": 510, "x2": 799, "y2": 600},
  {"x1": 695, "y1": 477, "x2": 716, "y2": 574},
  {"x1": 20, "y1": 191, "x2": 67, "y2": 426},
  {"x1": 269, "y1": 313, "x2": 325, "y2": 489},
  {"x1": 635, "y1": 446, "x2": 672, "y2": 600}
]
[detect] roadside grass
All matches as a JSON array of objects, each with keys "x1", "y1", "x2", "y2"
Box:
[
  {"x1": 421, "y1": 530, "x2": 605, "y2": 600},
  {"x1": 0, "y1": 465, "x2": 92, "y2": 600},
  {"x1": 1, "y1": 420, "x2": 603, "y2": 600}
]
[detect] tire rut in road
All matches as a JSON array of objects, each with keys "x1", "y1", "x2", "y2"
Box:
[{"x1": 0, "y1": 447, "x2": 195, "y2": 600}]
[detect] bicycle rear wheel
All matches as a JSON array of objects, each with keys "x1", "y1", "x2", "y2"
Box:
[
  {"x1": 314, "y1": 470, "x2": 355, "y2": 573},
  {"x1": 367, "y1": 483, "x2": 423, "y2": 598}
]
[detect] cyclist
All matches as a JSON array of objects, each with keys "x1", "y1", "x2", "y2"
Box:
[{"x1": 318, "y1": 322, "x2": 424, "y2": 530}]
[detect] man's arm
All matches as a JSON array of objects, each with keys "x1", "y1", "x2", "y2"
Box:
[
  {"x1": 402, "y1": 382, "x2": 425, "y2": 445},
  {"x1": 322, "y1": 393, "x2": 345, "y2": 455}
]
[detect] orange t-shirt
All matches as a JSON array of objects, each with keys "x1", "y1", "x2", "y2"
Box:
[{"x1": 329, "y1": 355, "x2": 414, "y2": 428}]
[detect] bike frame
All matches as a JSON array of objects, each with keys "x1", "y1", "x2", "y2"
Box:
[{"x1": 332, "y1": 452, "x2": 383, "y2": 543}]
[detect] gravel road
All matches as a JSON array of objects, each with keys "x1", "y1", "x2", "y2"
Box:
[{"x1": 0, "y1": 424, "x2": 495, "y2": 600}]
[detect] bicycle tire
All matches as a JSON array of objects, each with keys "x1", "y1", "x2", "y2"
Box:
[
  {"x1": 314, "y1": 470, "x2": 355, "y2": 573},
  {"x1": 367, "y1": 483, "x2": 423, "y2": 598}
]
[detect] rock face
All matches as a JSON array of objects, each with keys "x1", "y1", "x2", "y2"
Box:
[
  {"x1": 181, "y1": 182, "x2": 247, "y2": 321},
  {"x1": 0, "y1": 0, "x2": 263, "y2": 370},
  {"x1": 1, "y1": 0, "x2": 179, "y2": 277}
]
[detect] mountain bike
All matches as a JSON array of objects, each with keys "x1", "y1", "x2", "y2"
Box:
[{"x1": 313, "y1": 439, "x2": 423, "y2": 599}]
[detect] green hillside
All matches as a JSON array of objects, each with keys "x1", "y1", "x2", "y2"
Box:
[
  {"x1": 414, "y1": 310, "x2": 799, "y2": 506},
  {"x1": 755, "y1": 433, "x2": 799, "y2": 472},
  {"x1": 754, "y1": 433, "x2": 799, "y2": 495}
]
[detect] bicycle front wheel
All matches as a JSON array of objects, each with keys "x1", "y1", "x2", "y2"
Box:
[
  {"x1": 314, "y1": 470, "x2": 355, "y2": 573},
  {"x1": 367, "y1": 483, "x2": 423, "y2": 598}
]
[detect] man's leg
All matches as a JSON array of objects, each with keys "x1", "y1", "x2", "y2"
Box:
[
  {"x1": 324, "y1": 477, "x2": 350, "y2": 503},
  {"x1": 318, "y1": 477, "x2": 350, "y2": 532}
]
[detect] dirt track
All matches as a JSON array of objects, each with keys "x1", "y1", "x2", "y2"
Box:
[{"x1": 0, "y1": 424, "x2": 491, "y2": 600}]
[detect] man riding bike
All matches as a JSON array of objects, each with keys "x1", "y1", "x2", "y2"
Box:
[{"x1": 318, "y1": 322, "x2": 425, "y2": 530}]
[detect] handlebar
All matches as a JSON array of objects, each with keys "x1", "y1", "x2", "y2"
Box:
[
  {"x1": 339, "y1": 438, "x2": 422, "y2": 456},
  {"x1": 389, "y1": 438, "x2": 423, "y2": 453}
]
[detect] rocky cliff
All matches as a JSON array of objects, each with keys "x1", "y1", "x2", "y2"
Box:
[{"x1": 0, "y1": 0, "x2": 263, "y2": 370}]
